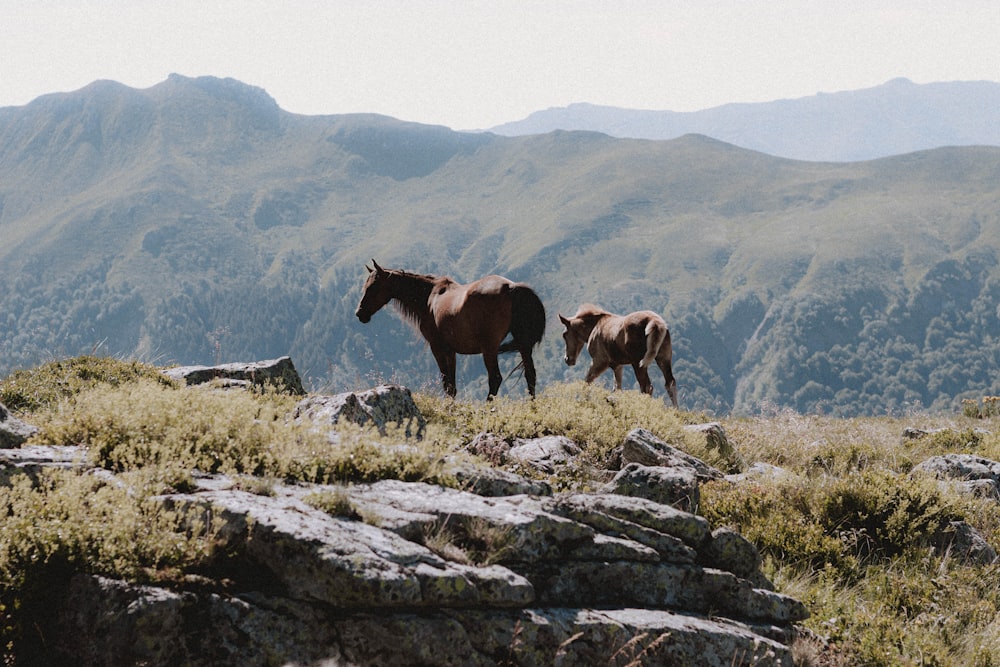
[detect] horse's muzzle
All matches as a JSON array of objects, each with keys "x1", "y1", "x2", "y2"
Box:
[
  {"x1": 356, "y1": 310, "x2": 371, "y2": 324},
  {"x1": 564, "y1": 356, "x2": 575, "y2": 366}
]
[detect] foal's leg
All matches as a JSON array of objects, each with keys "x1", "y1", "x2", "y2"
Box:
[
  {"x1": 632, "y1": 363, "x2": 653, "y2": 394},
  {"x1": 656, "y1": 355, "x2": 679, "y2": 408},
  {"x1": 584, "y1": 359, "x2": 611, "y2": 384},
  {"x1": 482, "y1": 349, "x2": 503, "y2": 400},
  {"x1": 613, "y1": 365, "x2": 625, "y2": 391}
]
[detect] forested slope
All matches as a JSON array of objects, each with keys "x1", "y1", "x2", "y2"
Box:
[{"x1": 2, "y1": 75, "x2": 999, "y2": 415}]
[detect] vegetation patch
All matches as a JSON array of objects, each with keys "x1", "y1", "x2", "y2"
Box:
[
  {"x1": 420, "y1": 515, "x2": 517, "y2": 566},
  {"x1": 963, "y1": 396, "x2": 1000, "y2": 419},
  {"x1": 30, "y1": 379, "x2": 461, "y2": 486},
  {"x1": 0, "y1": 467, "x2": 219, "y2": 657},
  {"x1": 417, "y1": 381, "x2": 717, "y2": 469},
  {"x1": 4, "y1": 355, "x2": 1000, "y2": 664},
  {"x1": 0, "y1": 355, "x2": 176, "y2": 413}
]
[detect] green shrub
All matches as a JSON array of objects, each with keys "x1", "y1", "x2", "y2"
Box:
[
  {"x1": 700, "y1": 479, "x2": 849, "y2": 573},
  {"x1": 0, "y1": 355, "x2": 176, "y2": 413},
  {"x1": 33, "y1": 379, "x2": 463, "y2": 486},
  {"x1": 701, "y1": 470, "x2": 964, "y2": 579},
  {"x1": 304, "y1": 487, "x2": 361, "y2": 520},
  {"x1": 417, "y1": 381, "x2": 718, "y2": 470},
  {"x1": 0, "y1": 468, "x2": 218, "y2": 656}
]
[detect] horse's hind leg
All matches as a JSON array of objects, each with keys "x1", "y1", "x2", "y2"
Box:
[{"x1": 520, "y1": 347, "x2": 538, "y2": 397}]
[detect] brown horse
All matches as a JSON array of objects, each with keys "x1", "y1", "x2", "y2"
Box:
[
  {"x1": 355, "y1": 260, "x2": 546, "y2": 399},
  {"x1": 559, "y1": 303, "x2": 678, "y2": 407}
]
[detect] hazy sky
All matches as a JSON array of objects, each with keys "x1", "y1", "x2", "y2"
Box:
[{"x1": 3, "y1": 1, "x2": 999, "y2": 130}]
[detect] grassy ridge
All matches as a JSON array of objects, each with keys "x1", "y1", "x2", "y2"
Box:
[{"x1": 3, "y1": 357, "x2": 1000, "y2": 664}]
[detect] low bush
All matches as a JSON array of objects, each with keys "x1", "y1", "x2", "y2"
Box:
[
  {"x1": 0, "y1": 355, "x2": 175, "y2": 413},
  {"x1": 417, "y1": 381, "x2": 721, "y2": 469},
  {"x1": 0, "y1": 467, "x2": 218, "y2": 656},
  {"x1": 701, "y1": 470, "x2": 964, "y2": 580},
  {"x1": 31, "y1": 379, "x2": 460, "y2": 486}
]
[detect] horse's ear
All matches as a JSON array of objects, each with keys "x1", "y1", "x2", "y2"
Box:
[
  {"x1": 372, "y1": 259, "x2": 384, "y2": 274},
  {"x1": 558, "y1": 314, "x2": 571, "y2": 327},
  {"x1": 365, "y1": 263, "x2": 374, "y2": 274}
]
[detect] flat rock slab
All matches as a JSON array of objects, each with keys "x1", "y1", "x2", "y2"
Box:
[{"x1": 162, "y1": 356, "x2": 304, "y2": 394}]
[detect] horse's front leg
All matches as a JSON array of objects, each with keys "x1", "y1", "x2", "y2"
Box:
[
  {"x1": 431, "y1": 345, "x2": 457, "y2": 397},
  {"x1": 482, "y1": 349, "x2": 503, "y2": 400}
]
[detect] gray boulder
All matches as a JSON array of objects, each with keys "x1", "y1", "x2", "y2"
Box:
[
  {"x1": 162, "y1": 356, "x2": 305, "y2": 394},
  {"x1": 605, "y1": 462, "x2": 701, "y2": 512},
  {"x1": 911, "y1": 453, "x2": 1000, "y2": 499},
  {"x1": 0, "y1": 401, "x2": 40, "y2": 448},
  {"x1": 25, "y1": 457, "x2": 808, "y2": 665},
  {"x1": 295, "y1": 384, "x2": 427, "y2": 437},
  {"x1": 10, "y1": 424, "x2": 809, "y2": 665},
  {"x1": 506, "y1": 434, "x2": 582, "y2": 474},
  {"x1": 934, "y1": 520, "x2": 998, "y2": 565},
  {"x1": 449, "y1": 460, "x2": 552, "y2": 497},
  {"x1": 612, "y1": 427, "x2": 724, "y2": 481},
  {"x1": 684, "y1": 421, "x2": 736, "y2": 460}
]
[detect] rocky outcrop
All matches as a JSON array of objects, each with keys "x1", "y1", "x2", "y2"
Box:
[
  {"x1": 5, "y1": 442, "x2": 808, "y2": 666},
  {"x1": 0, "y1": 401, "x2": 39, "y2": 448},
  {"x1": 161, "y1": 356, "x2": 305, "y2": 394},
  {"x1": 2, "y1": 365, "x2": 810, "y2": 666},
  {"x1": 295, "y1": 383, "x2": 427, "y2": 438},
  {"x1": 911, "y1": 453, "x2": 1000, "y2": 498}
]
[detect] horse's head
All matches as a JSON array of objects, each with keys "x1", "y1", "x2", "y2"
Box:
[
  {"x1": 356, "y1": 260, "x2": 393, "y2": 324},
  {"x1": 559, "y1": 313, "x2": 587, "y2": 366}
]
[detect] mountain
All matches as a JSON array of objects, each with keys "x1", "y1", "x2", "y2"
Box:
[
  {"x1": 2, "y1": 75, "x2": 1000, "y2": 415},
  {"x1": 488, "y1": 79, "x2": 1000, "y2": 162}
]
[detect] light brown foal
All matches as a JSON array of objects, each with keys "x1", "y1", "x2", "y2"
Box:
[{"x1": 559, "y1": 303, "x2": 678, "y2": 407}]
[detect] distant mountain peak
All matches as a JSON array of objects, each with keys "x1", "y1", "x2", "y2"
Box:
[
  {"x1": 489, "y1": 79, "x2": 1000, "y2": 162},
  {"x1": 152, "y1": 74, "x2": 280, "y2": 112}
]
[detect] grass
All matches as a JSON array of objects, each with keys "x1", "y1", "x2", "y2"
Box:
[
  {"x1": 0, "y1": 355, "x2": 177, "y2": 413},
  {"x1": 3, "y1": 356, "x2": 1000, "y2": 665}
]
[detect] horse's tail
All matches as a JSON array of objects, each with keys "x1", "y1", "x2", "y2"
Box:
[
  {"x1": 499, "y1": 284, "x2": 546, "y2": 354},
  {"x1": 640, "y1": 318, "x2": 668, "y2": 368}
]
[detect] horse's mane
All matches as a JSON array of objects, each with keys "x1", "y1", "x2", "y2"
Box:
[{"x1": 386, "y1": 269, "x2": 445, "y2": 329}]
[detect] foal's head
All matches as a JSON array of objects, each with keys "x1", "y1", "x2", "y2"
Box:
[
  {"x1": 558, "y1": 314, "x2": 589, "y2": 366},
  {"x1": 559, "y1": 304, "x2": 608, "y2": 366},
  {"x1": 355, "y1": 260, "x2": 394, "y2": 323}
]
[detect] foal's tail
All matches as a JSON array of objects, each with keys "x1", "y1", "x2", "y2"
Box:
[
  {"x1": 499, "y1": 284, "x2": 546, "y2": 354},
  {"x1": 640, "y1": 319, "x2": 668, "y2": 368}
]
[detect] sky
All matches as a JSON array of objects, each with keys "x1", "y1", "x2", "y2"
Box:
[{"x1": 2, "y1": 1, "x2": 999, "y2": 130}]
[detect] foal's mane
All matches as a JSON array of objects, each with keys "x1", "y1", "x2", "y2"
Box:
[{"x1": 575, "y1": 303, "x2": 612, "y2": 318}]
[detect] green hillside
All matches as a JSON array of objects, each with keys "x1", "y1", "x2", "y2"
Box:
[{"x1": 2, "y1": 75, "x2": 999, "y2": 415}]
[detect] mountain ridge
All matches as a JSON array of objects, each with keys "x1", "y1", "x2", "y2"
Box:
[
  {"x1": 488, "y1": 78, "x2": 1000, "y2": 162},
  {"x1": 2, "y1": 75, "x2": 999, "y2": 415}
]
